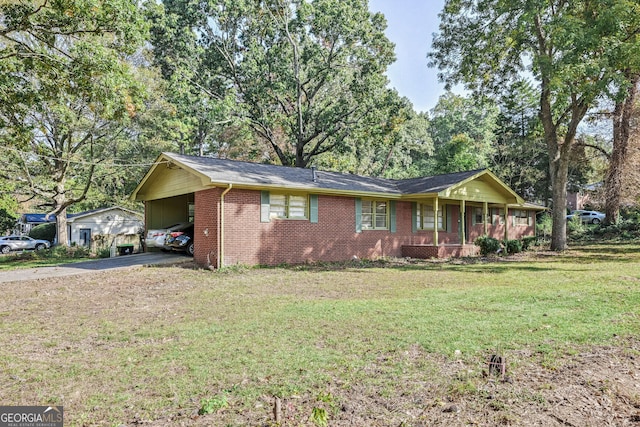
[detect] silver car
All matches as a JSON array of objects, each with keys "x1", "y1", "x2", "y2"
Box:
[
  {"x1": 0, "y1": 235, "x2": 51, "y2": 254},
  {"x1": 568, "y1": 210, "x2": 606, "y2": 224}
]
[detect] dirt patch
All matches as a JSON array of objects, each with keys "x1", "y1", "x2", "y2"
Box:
[{"x1": 172, "y1": 340, "x2": 640, "y2": 427}]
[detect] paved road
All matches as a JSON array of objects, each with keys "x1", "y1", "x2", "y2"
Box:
[{"x1": 0, "y1": 252, "x2": 190, "y2": 284}]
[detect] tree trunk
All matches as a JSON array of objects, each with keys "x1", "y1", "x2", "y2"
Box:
[
  {"x1": 55, "y1": 207, "x2": 68, "y2": 247},
  {"x1": 540, "y1": 85, "x2": 568, "y2": 251},
  {"x1": 549, "y1": 153, "x2": 570, "y2": 251},
  {"x1": 539, "y1": 81, "x2": 586, "y2": 251},
  {"x1": 605, "y1": 74, "x2": 639, "y2": 225},
  {"x1": 52, "y1": 181, "x2": 70, "y2": 247}
]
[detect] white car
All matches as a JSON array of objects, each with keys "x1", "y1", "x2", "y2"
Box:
[
  {"x1": 146, "y1": 223, "x2": 192, "y2": 249},
  {"x1": 0, "y1": 236, "x2": 51, "y2": 254},
  {"x1": 567, "y1": 210, "x2": 606, "y2": 224}
]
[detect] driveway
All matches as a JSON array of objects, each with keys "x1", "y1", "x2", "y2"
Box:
[{"x1": 0, "y1": 252, "x2": 190, "y2": 284}]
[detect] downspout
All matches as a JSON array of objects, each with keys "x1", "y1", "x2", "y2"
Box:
[{"x1": 217, "y1": 184, "x2": 233, "y2": 269}]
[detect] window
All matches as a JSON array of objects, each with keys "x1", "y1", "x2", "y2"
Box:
[
  {"x1": 473, "y1": 207, "x2": 484, "y2": 225},
  {"x1": 493, "y1": 208, "x2": 505, "y2": 225},
  {"x1": 362, "y1": 200, "x2": 387, "y2": 229},
  {"x1": 269, "y1": 194, "x2": 308, "y2": 219},
  {"x1": 416, "y1": 203, "x2": 444, "y2": 230},
  {"x1": 513, "y1": 209, "x2": 530, "y2": 226}
]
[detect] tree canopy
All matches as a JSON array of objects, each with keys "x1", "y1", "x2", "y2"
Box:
[
  {"x1": 0, "y1": 0, "x2": 148, "y2": 243},
  {"x1": 428, "y1": 92, "x2": 498, "y2": 174},
  {"x1": 148, "y1": 0, "x2": 400, "y2": 168},
  {"x1": 429, "y1": 0, "x2": 640, "y2": 250}
]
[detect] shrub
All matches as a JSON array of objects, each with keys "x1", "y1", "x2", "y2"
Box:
[
  {"x1": 29, "y1": 223, "x2": 56, "y2": 243},
  {"x1": 567, "y1": 215, "x2": 586, "y2": 235},
  {"x1": 9, "y1": 251, "x2": 37, "y2": 261},
  {"x1": 50, "y1": 245, "x2": 90, "y2": 259},
  {"x1": 503, "y1": 239, "x2": 523, "y2": 254},
  {"x1": 536, "y1": 213, "x2": 552, "y2": 238},
  {"x1": 97, "y1": 248, "x2": 112, "y2": 258},
  {"x1": 521, "y1": 236, "x2": 537, "y2": 251},
  {"x1": 0, "y1": 208, "x2": 17, "y2": 235},
  {"x1": 474, "y1": 236, "x2": 501, "y2": 256},
  {"x1": 620, "y1": 206, "x2": 640, "y2": 222}
]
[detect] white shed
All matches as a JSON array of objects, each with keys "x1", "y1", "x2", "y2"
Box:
[{"x1": 67, "y1": 207, "x2": 143, "y2": 251}]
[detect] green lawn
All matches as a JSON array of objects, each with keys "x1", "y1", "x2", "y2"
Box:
[
  {"x1": 1, "y1": 243, "x2": 639, "y2": 426},
  {"x1": 0, "y1": 247, "x2": 97, "y2": 270}
]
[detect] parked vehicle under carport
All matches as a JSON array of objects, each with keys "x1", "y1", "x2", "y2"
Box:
[
  {"x1": 146, "y1": 223, "x2": 192, "y2": 251},
  {"x1": 164, "y1": 224, "x2": 194, "y2": 256}
]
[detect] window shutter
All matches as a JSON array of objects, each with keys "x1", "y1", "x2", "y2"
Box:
[
  {"x1": 446, "y1": 205, "x2": 452, "y2": 232},
  {"x1": 512, "y1": 209, "x2": 516, "y2": 227},
  {"x1": 260, "y1": 191, "x2": 270, "y2": 223},
  {"x1": 411, "y1": 202, "x2": 418, "y2": 233},
  {"x1": 355, "y1": 198, "x2": 362, "y2": 233},
  {"x1": 389, "y1": 201, "x2": 396, "y2": 233},
  {"x1": 310, "y1": 194, "x2": 319, "y2": 223}
]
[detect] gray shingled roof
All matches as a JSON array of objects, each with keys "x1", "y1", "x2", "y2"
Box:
[
  {"x1": 395, "y1": 169, "x2": 485, "y2": 194},
  {"x1": 168, "y1": 152, "x2": 402, "y2": 195},
  {"x1": 165, "y1": 153, "x2": 498, "y2": 197}
]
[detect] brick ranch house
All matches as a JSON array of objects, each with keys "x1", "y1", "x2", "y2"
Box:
[{"x1": 131, "y1": 152, "x2": 544, "y2": 268}]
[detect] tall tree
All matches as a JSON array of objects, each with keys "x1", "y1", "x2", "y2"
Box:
[
  {"x1": 605, "y1": 74, "x2": 640, "y2": 224},
  {"x1": 430, "y1": 0, "x2": 640, "y2": 250},
  {"x1": 492, "y1": 80, "x2": 548, "y2": 202},
  {"x1": 312, "y1": 92, "x2": 432, "y2": 178},
  {"x1": 0, "y1": 0, "x2": 147, "y2": 244},
  {"x1": 428, "y1": 92, "x2": 498, "y2": 174},
  {"x1": 148, "y1": 0, "x2": 398, "y2": 167}
]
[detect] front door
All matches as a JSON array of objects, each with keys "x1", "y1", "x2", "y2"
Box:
[{"x1": 79, "y1": 229, "x2": 91, "y2": 247}]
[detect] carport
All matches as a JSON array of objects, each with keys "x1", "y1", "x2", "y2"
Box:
[
  {"x1": 130, "y1": 158, "x2": 206, "y2": 251},
  {"x1": 145, "y1": 194, "x2": 194, "y2": 232}
]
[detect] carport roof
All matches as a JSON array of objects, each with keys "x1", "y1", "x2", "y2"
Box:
[{"x1": 132, "y1": 152, "x2": 530, "y2": 205}]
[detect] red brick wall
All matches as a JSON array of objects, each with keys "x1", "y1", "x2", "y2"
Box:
[
  {"x1": 222, "y1": 191, "x2": 417, "y2": 266},
  {"x1": 194, "y1": 188, "x2": 221, "y2": 268},
  {"x1": 193, "y1": 188, "x2": 536, "y2": 267}
]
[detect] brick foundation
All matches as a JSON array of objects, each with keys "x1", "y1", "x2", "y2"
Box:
[{"x1": 401, "y1": 244, "x2": 479, "y2": 259}]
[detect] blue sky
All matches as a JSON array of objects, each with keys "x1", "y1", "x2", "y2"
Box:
[{"x1": 368, "y1": 0, "x2": 446, "y2": 113}]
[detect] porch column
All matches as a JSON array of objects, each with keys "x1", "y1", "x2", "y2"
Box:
[
  {"x1": 504, "y1": 203, "x2": 509, "y2": 240},
  {"x1": 483, "y1": 201, "x2": 488, "y2": 235},
  {"x1": 433, "y1": 197, "x2": 439, "y2": 246},
  {"x1": 460, "y1": 200, "x2": 466, "y2": 245}
]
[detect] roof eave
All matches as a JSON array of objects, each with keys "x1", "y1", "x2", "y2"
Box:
[
  {"x1": 205, "y1": 181, "x2": 402, "y2": 199},
  {"x1": 130, "y1": 153, "x2": 213, "y2": 201},
  {"x1": 442, "y1": 169, "x2": 525, "y2": 205}
]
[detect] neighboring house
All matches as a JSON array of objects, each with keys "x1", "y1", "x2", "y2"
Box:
[
  {"x1": 15, "y1": 213, "x2": 56, "y2": 235},
  {"x1": 131, "y1": 153, "x2": 545, "y2": 268},
  {"x1": 567, "y1": 182, "x2": 602, "y2": 211},
  {"x1": 17, "y1": 207, "x2": 143, "y2": 251},
  {"x1": 66, "y1": 207, "x2": 144, "y2": 250},
  {"x1": 566, "y1": 191, "x2": 584, "y2": 211}
]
